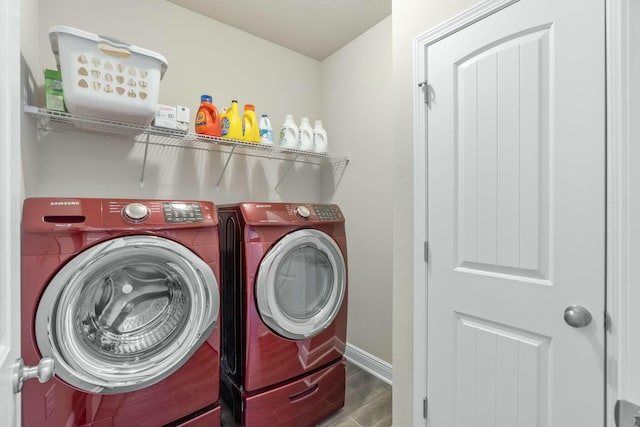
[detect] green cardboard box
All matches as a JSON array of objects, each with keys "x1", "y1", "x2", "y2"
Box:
[{"x1": 44, "y1": 68, "x2": 65, "y2": 112}]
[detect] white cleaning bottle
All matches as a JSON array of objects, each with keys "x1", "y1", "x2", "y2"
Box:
[
  {"x1": 279, "y1": 114, "x2": 299, "y2": 149},
  {"x1": 298, "y1": 117, "x2": 314, "y2": 151},
  {"x1": 313, "y1": 120, "x2": 328, "y2": 153},
  {"x1": 259, "y1": 114, "x2": 273, "y2": 145}
]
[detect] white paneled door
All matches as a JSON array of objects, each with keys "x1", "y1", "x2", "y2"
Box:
[{"x1": 425, "y1": 0, "x2": 605, "y2": 425}]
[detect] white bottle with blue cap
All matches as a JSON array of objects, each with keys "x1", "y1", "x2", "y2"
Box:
[{"x1": 259, "y1": 114, "x2": 274, "y2": 145}]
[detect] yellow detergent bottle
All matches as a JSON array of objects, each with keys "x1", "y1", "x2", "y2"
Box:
[
  {"x1": 242, "y1": 104, "x2": 260, "y2": 143},
  {"x1": 221, "y1": 100, "x2": 243, "y2": 139}
]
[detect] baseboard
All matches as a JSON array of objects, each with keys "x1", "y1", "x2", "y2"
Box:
[{"x1": 345, "y1": 343, "x2": 392, "y2": 385}]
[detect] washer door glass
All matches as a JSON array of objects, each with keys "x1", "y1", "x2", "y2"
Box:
[
  {"x1": 35, "y1": 235, "x2": 219, "y2": 394},
  {"x1": 256, "y1": 229, "x2": 346, "y2": 340}
]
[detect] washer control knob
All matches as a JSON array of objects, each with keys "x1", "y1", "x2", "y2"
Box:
[
  {"x1": 123, "y1": 203, "x2": 149, "y2": 222},
  {"x1": 295, "y1": 205, "x2": 311, "y2": 219}
]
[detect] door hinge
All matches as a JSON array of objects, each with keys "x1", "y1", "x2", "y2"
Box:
[
  {"x1": 424, "y1": 241, "x2": 429, "y2": 262},
  {"x1": 605, "y1": 310, "x2": 611, "y2": 332},
  {"x1": 418, "y1": 81, "x2": 431, "y2": 105},
  {"x1": 423, "y1": 396, "x2": 428, "y2": 418}
]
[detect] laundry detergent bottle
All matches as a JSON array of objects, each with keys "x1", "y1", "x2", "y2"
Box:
[
  {"x1": 279, "y1": 114, "x2": 299, "y2": 149},
  {"x1": 194, "y1": 95, "x2": 221, "y2": 136},
  {"x1": 298, "y1": 117, "x2": 314, "y2": 151},
  {"x1": 259, "y1": 114, "x2": 274, "y2": 145},
  {"x1": 221, "y1": 99, "x2": 243, "y2": 139},
  {"x1": 313, "y1": 120, "x2": 328, "y2": 153},
  {"x1": 242, "y1": 104, "x2": 260, "y2": 143}
]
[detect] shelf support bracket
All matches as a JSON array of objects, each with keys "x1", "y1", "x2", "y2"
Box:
[
  {"x1": 333, "y1": 158, "x2": 350, "y2": 188},
  {"x1": 216, "y1": 145, "x2": 236, "y2": 189},
  {"x1": 274, "y1": 154, "x2": 298, "y2": 192},
  {"x1": 140, "y1": 132, "x2": 150, "y2": 187}
]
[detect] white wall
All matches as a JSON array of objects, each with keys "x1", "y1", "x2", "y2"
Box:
[
  {"x1": 391, "y1": 0, "x2": 479, "y2": 425},
  {"x1": 321, "y1": 16, "x2": 393, "y2": 364},
  {"x1": 30, "y1": 0, "x2": 324, "y2": 203}
]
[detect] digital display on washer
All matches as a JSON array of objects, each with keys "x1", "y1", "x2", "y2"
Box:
[
  {"x1": 163, "y1": 202, "x2": 204, "y2": 223},
  {"x1": 313, "y1": 205, "x2": 339, "y2": 220}
]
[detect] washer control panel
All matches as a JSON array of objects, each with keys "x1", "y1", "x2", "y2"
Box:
[{"x1": 162, "y1": 202, "x2": 204, "y2": 223}]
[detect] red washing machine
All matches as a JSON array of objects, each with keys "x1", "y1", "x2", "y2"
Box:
[
  {"x1": 218, "y1": 202, "x2": 348, "y2": 427},
  {"x1": 20, "y1": 198, "x2": 221, "y2": 427}
]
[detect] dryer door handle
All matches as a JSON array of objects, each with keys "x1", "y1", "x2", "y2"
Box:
[{"x1": 12, "y1": 357, "x2": 55, "y2": 393}]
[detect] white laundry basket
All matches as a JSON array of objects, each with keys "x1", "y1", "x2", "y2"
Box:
[{"x1": 49, "y1": 25, "x2": 168, "y2": 126}]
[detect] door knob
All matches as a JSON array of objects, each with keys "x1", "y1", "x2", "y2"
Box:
[
  {"x1": 13, "y1": 357, "x2": 55, "y2": 393},
  {"x1": 564, "y1": 305, "x2": 592, "y2": 328}
]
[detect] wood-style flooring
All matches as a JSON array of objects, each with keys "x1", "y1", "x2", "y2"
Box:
[
  {"x1": 319, "y1": 361, "x2": 392, "y2": 427},
  {"x1": 220, "y1": 361, "x2": 392, "y2": 427}
]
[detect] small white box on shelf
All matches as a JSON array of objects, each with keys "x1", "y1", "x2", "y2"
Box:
[
  {"x1": 154, "y1": 104, "x2": 177, "y2": 129},
  {"x1": 176, "y1": 105, "x2": 190, "y2": 131}
]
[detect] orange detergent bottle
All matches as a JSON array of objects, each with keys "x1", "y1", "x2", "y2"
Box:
[{"x1": 194, "y1": 95, "x2": 221, "y2": 136}]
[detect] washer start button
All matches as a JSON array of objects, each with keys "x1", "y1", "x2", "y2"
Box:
[
  {"x1": 295, "y1": 205, "x2": 311, "y2": 219},
  {"x1": 122, "y1": 203, "x2": 149, "y2": 223}
]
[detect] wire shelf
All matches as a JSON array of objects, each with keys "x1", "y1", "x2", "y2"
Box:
[{"x1": 24, "y1": 105, "x2": 350, "y2": 188}]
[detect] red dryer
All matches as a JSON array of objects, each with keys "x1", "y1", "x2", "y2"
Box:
[
  {"x1": 218, "y1": 202, "x2": 348, "y2": 427},
  {"x1": 20, "y1": 198, "x2": 222, "y2": 427}
]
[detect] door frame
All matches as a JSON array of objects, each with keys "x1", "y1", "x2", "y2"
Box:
[
  {"x1": 605, "y1": 0, "x2": 632, "y2": 422},
  {"x1": 412, "y1": 0, "x2": 627, "y2": 425},
  {"x1": 0, "y1": 0, "x2": 22, "y2": 425}
]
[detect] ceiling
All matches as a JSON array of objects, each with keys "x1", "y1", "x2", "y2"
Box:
[{"x1": 168, "y1": 0, "x2": 392, "y2": 61}]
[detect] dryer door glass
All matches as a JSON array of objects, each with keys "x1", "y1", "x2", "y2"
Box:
[
  {"x1": 256, "y1": 229, "x2": 346, "y2": 340},
  {"x1": 35, "y1": 235, "x2": 219, "y2": 394}
]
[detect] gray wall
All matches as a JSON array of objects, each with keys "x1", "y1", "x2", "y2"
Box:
[{"x1": 321, "y1": 16, "x2": 393, "y2": 363}]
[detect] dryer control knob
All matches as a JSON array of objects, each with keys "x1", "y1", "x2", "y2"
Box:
[
  {"x1": 295, "y1": 205, "x2": 311, "y2": 219},
  {"x1": 123, "y1": 203, "x2": 149, "y2": 222}
]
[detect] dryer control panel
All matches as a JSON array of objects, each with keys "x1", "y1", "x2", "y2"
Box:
[
  {"x1": 289, "y1": 204, "x2": 341, "y2": 221},
  {"x1": 239, "y1": 202, "x2": 344, "y2": 224}
]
